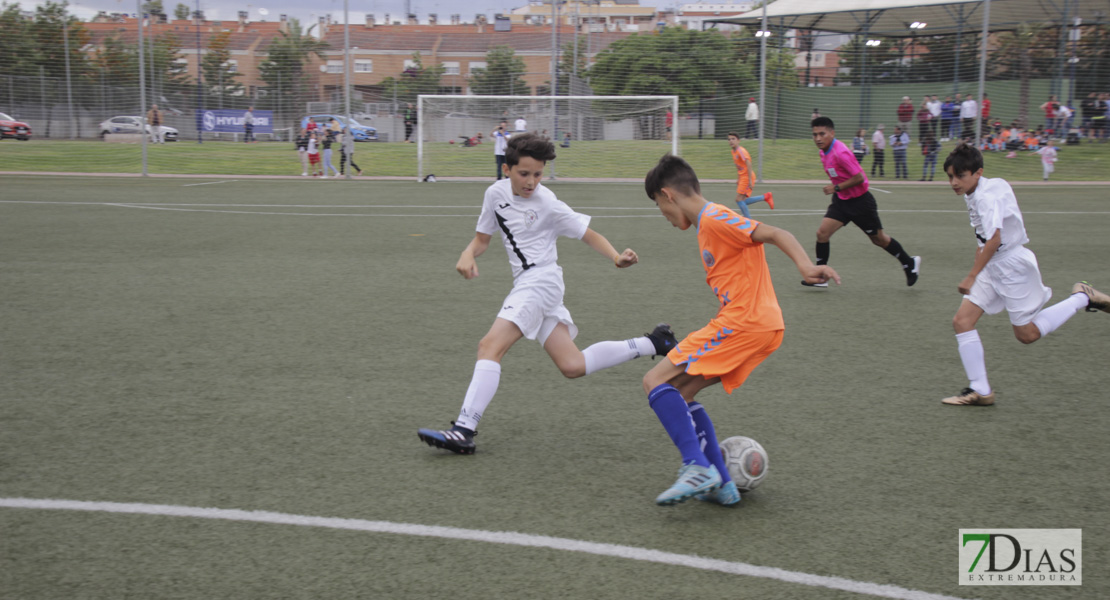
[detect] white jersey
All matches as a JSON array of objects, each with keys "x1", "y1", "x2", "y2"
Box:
[
  {"x1": 964, "y1": 176, "x2": 1029, "y2": 255},
  {"x1": 477, "y1": 179, "x2": 590, "y2": 279},
  {"x1": 515, "y1": 118, "x2": 527, "y2": 132},
  {"x1": 492, "y1": 130, "x2": 509, "y2": 156}
]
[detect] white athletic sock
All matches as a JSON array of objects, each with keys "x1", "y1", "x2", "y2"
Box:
[
  {"x1": 455, "y1": 359, "x2": 501, "y2": 431},
  {"x1": 582, "y1": 337, "x2": 655, "y2": 375},
  {"x1": 1032, "y1": 293, "x2": 1088, "y2": 337},
  {"x1": 956, "y1": 330, "x2": 991, "y2": 396}
]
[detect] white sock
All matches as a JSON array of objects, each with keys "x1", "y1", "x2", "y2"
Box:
[
  {"x1": 582, "y1": 337, "x2": 655, "y2": 375},
  {"x1": 956, "y1": 330, "x2": 991, "y2": 395},
  {"x1": 455, "y1": 360, "x2": 501, "y2": 431},
  {"x1": 1032, "y1": 293, "x2": 1088, "y2": 337}
]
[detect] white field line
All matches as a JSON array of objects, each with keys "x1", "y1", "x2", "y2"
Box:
[
  {"x1": 0, "y1": 498, "x2": 971, "y2": 600},
  {"x1": 181, "y1": 180, "x2": 238, "y2": 187}
]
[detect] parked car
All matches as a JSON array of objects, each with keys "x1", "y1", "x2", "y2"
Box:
[
  {"x1": 0, "y1": 112, "x2": 32, "y2": 140},
  {"x1": 98, "y1": 116, "x2": 179, "y2": 141},
  {"x1": 301, "y1": 114, "x2": 378, "y2": 141}
]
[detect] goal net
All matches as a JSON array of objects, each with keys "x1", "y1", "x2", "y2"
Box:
[{"x1": 417, "y1": 95, "x2": 679, "y2": 180}]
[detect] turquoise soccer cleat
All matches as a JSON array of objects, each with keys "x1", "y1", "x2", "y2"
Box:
[{"x1": 655, "y1": 464, "x2": 721, "y2": 506}]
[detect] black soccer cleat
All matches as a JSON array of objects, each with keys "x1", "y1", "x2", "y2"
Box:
[
  {"x1": 646, "y1": 323, "x2": 678, "y2": 357},
  {"x1": 417, "y1": 422, "x2": 477, "y2": 455},
  {"x1": 905, "y1": 256, "x2": 922, "y2": 287}
]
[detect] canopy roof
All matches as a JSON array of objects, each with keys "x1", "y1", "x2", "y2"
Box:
[{"x1": 716, "y1": 0, "x2": 1110, "y2": 35}]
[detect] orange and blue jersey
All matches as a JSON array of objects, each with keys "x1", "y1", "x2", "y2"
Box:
[
  {"x1": 819, "y1": 138, "x2": 868, "y2": 200},
  {"x1": 694, "y1": 202, "x2": 783, "y2": 332},
  {"x1": 731, "y1": 145, "x2": 753, "y2": 194}
]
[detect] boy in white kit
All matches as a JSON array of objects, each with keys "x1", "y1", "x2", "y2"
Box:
[
  {"x1": 940, "y1": 144, "x2": 1109, "y2": 406},
  {"x1": 418, "y1": 134, "x2": 676, "y2": 452}
]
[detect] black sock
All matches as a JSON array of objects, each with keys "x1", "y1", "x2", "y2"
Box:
[
  {"x1": 884, "y1": 238, "x2": 914, "y2": 268},
  {"x1": 816, "y1": 242, "x2": 830, "y2": 266}
]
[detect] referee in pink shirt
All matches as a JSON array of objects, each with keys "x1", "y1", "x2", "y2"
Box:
[{"x1": 805, "y1": 116, "x2": 921, "y2": 288}]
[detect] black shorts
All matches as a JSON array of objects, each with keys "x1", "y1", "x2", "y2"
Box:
[{"x1": 824, "y1": 191, "x2": 883, "y2": 235}]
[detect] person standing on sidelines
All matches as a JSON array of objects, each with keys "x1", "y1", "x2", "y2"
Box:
[
  {"x1": 807, "y1": 116, "x2": 920, "y2": 288},
  {"x1": 514, "y1": 115, "x2": 527, "y2": 133},
  {"x1": 243, "y1": 106, "x2": 255, "y2": 143},
  {"x1": 745, "y1": 98, "x2": 759, "y2": 139},
  {"x1": 639, "y1": 154, "x2": 839, "y2": 506},
  {"x1": 896, "y1": 96, "x2": 914, "y2": 137},
  {"x1": 295, "y1": 128, "x2": 310, "y2": 176},
  {"x1": 927, "y1": 95, "x2": 942, "y2": 138},
  {"x1": 403, "y1": 103, "x2": 417, "y2": 143},
  {"x1": 960, "y1": 94, "x2": 978, "y2": 141},
  {"x1": 146, "y1": 104, "x2": 164, "y2": 144},
  {"x1": 870, "y1": 124, "x2": 886, "y2": 177},
  {"x1": 416, "y1": 133, "x2": 677, "y2": 455},
  {"x1": 939, "y1": 143, "x2": 1109, "y2": 406},
  {"x1": 1035, "y1": 138, "x2": 1057, "y2": 180},
  {"x1": 492, "y1": 120, "x2": 510, "y2": 179},
  {"x1": 728, "y1": 132, "x2": 774, "y2": 218},
  {"x1": 890, "y1": 125, "x2": 910, "y2": 180},
  {"x1": 340, "y1": 127, "x2": 362, "y2": 177},
  {"x1": 920, "y1": 130, "x2": 940, "y2": 181},
  {"x1": 941, "y1": 95, "x2": 958, "y2": 141}
]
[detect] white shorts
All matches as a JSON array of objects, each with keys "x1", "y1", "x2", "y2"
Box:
[
  {"x1": 497, "y1": 264, "x2": 577, "y2": 345},
  {"x1": 965, "y1": 246, "x2": 1052, "y2": 326}
]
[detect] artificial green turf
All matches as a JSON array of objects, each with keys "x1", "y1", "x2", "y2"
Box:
[
  {"x1": 1, "y1": 177, "x2": 1107, "y2": 599},
  {"x1": 2, "y1": 137, "x2": 1109, "y2": 182}
]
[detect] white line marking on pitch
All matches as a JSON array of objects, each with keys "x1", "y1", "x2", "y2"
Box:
[
  {"x1": 182, "y1": 180, "x2": 238, "y2": 187},
  {"x1": 0, "y1": 498, "x2": 969, "y2": 600},
  {"x1": 870, "y1": 187, "x2": 892, "y2": 194}
]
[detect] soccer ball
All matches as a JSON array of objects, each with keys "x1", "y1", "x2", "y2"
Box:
[{"x1": 718, "y1": 436, "x2": 769, "y2": 492}]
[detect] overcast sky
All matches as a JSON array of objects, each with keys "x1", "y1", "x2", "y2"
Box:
[{"x1": 21, "y1": 0, "x2": 530, "y2": 25}]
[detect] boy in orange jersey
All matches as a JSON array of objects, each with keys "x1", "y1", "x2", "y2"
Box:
[
  {"x1": 728, "y1": 132, "x2": 774, "y2": 218},
  {"x1": 641, "y1": 154, "x2": 839, "y2": 506}
]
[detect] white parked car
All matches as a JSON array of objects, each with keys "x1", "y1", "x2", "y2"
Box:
[{"x1": 99, "y1": 116, "x2": 179, "y2": 141}]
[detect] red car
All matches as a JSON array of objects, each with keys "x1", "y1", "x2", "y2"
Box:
[{"x1": 0, "y1": 111, "x2": 32, "y2": 140}]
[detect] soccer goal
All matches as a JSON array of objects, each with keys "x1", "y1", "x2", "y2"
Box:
[{"x1": 417, "y1": 95, "x2": 679, "y2": 181}]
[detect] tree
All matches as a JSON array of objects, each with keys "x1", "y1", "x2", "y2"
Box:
[
  {"x1": 0, "y1": 3, "x2": 42, "y2": 77},
  {"x1": 469, "y1": 46, "x2": 528, "y2": 96},
  {"x1": 378, "y1": 52, "x2": 446, "y2": 104},
  {"x1": 174, "y1": 3, "x2": 190, "y2": 21},
  {"x1": 201, "y1": 31, "x2": 243, "y2": 107},
  {"x1": 28, "y1": 0, "x2": 90, "y2": 81},
  {"x1": 258, "y1": 18, "x2": 328, "y2": 114},
  {"x1": 141, "y1": 0, "x2": 164, "y2": 17},
  {"x1": 587, "y1": 27, "x2": 752, "y2": 110}
]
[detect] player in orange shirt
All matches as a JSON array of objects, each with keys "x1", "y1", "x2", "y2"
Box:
[
  {"x1": 728, "y1": 132, "x2": 774, "y2": 218},
  {"x1": 641, "y1": 154, "x2": 839, "y2": 507}
]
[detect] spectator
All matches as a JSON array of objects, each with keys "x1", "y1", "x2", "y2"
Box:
[
  {"x1": 920, "y1": 130, "x2": 940, "y2": 181},
  {"x1": 403, "y1": 103, "x2": 417, "y2": 143},
  {"x1": 871, "y1": 124, "x2": 886, "y2": 177},
  {"x1": 811, "y1": 108, "x2": 821, "y2": 121},
  {"x1": 1081, "y1": 92, "x2": 1098, "y2": 140},
  {"x1": 665, "y1": 109, "x2": 674, "y2": 141},
  {"x1": 243, "y1": 106, "x2": 255, "y2": 143},
  {"x1": 745, "y1": 98, "x2": 759, "y2": 138},
  {"x1": 1039, "y1": 95, "x2": 1059, "y2": 132},
  {"x1": 321, "y1": 129, "x2": 340, "y2": 178},
  {"x1": 1094, "y1": 93, "x2": 1109, "y2": 141},
  {"x1": 514, "y1": 115, "x2": 527, "y2": 133},
  {"x1": 941, "y1": 95, "x2": 959, "y2": 141},
  {"x1": 927, "y1": 95, "x2": 942, "y2": 137},
  {"x1": 561, "y1": 131, "x2": 571, "y2": 148},
  {"x1": 890, "y1": 125, "x2": 910, "y2": 180},
  {"x1": 307, "y1": 131, "x2": 322, "y2": 177},
  {"x1": 1055, "y1": 102, "x2": 1074, "y2": 137},
  {"x1": 897, "y1": 96, "x2": 914, "y2": 135},
  {"x1": 340, "y1": 128, "x2": 363, "y2": 177},
  {"x1": 146, "y1": 104, "x2": 164, "y2": 144},
  {"x1": 916, "y1": 97, "x2": 932, "y2": 140},
  {"x1": 852, "y1": 128, "x2": 868, "y2": 164},
  {"x1": 491, "y1": 120, "x2": 510, "y2": 179},
  {"x1": 960, "y1": 94, "x2": 978, "y2": 141},
  {"x1": 980, "y1": 93, "x2": 991, "y2": 136},
  {"x1": 295, "y1": 128, "x2": 310, "y2": 176}
]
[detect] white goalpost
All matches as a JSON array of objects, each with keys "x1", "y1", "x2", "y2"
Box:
[{"x1": 417, "y1": 95, "x2": 680, "y2": 181}]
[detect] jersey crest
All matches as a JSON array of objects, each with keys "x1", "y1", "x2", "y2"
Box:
[{"x1": 702, "y1": 249, "x2": 716, "y2": 268}]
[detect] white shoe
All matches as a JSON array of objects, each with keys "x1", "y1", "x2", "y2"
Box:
[
  {"x1": 321, "y1": 175, "x2": 328, "y2": 179},
  {"x1": 301, "y1": 172, "x2": 307, "y2": 176},
  {"x1": 801, "y1": 280, "x2": 829, "y2": 288}
]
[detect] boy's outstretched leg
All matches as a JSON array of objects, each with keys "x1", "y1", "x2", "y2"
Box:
[
  {"x1": 736, "y1": 192, "x2": 775, "y2": 216},
  {"x1": 547, "y1": 323, "x2": 676, "y2": 379}
]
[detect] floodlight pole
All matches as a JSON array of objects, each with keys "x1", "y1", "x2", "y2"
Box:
[
  {"x1": 974, "y1": 0, "x2": 990, "y2": 150},
  {"x1": 138, "y1": 3, "x2": 149, "y2": 176},
  {"x1": 344, "y1": 0, "x2": 351, "y2": 179},
  {"x1": 756, "y1": 0, "x2": 767, "y2": 183},
  {"x1": 62, "y1": 9, "x2": 75, "y2": 139}
]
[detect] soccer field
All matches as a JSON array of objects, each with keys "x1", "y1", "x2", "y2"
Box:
[{"x1": 1, "y1": 176, "x2": 1107, "y2": 599}]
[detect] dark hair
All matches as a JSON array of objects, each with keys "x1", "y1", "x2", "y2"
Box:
[
  {"x1": 811, "y1": 116, "x2": 835, "y2": 130},
  {"x1": 942, "y1": 142, "x2": 983, "y2": 176},
  {"x1": 644, "y1": 154, "x2": 701, "y2": 200},
  {"x1": 505, "y1": 133, "x2": 556, "y2": 167},
  {"x1": 727, "y1": 131, "x2": 740, "y2": 138}
]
